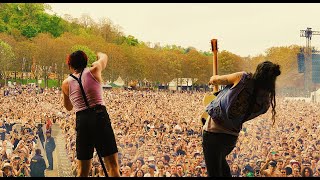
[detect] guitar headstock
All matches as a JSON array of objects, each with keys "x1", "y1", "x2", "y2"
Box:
[{"x1": 211, "y1": 39, "x2": 218, "y2": 52}]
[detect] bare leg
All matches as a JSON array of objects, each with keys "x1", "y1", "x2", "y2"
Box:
[
  {"x1": 103, "y1": 152, "x2": 120, "y2": 177},
  {"x1": 77, "y1": 159, "x2": 92, "y2": 177}
]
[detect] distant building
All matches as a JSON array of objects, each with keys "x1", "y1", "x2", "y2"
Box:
[
  {"x1": 284, "y1": 88, "x2": 320, "y2": 104},
  {"x1": 168, "y1": 78, "x2": 197, "y2": 91}
]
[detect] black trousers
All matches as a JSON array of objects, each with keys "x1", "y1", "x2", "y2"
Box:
[
  {"x1": 202, "y1": 131, "x2": 238, "y2": 177},
  {"x1": 39, "y1": 136, "x2": 45, "y2": 148}
]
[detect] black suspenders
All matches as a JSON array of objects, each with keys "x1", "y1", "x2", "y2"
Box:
[
  {"x1": 69, "y1": 70, "x2": 109, "y2": 177},
  {"x1": 69, "y1": 70, "x2": 90, "y2": 108}
]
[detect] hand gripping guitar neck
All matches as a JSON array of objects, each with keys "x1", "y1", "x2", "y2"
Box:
[{"x1": 200, "y1": 39, "x2": 218, "y2": 126}]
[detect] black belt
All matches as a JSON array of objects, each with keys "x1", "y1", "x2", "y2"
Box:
[
  {"x1": 203, "y1": 130, "x2": 216, "y2": 135},
  {"x1": 76, "y1": 104, "x2": 106, "y2": 115},
  {"x1": 91, "y1": 104, "x2": 105, "y2": 111},
  {"x1": 203, "y1": 130, "x2": 239, "y2": 137}
]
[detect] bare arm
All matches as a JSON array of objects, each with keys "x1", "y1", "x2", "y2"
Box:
[
  {"x1": 90, "y1": 52, "x2": 108, "y2": 83},
  {"x1": 260, "y1": 153, "x2": 271, "y2": 176},
  {"x1": 61, "y1": 79, "x2": 73, "y2": 111},
  {"x1": 93, "y1": 52, "x2": 108, "y2": 70},
  {"x1": 208, "y1": 71, "x2": 245, "y2": 87}
]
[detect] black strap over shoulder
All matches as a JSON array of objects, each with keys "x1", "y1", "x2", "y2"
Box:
[{"x1": 69, "y1": 70, "x2": 90, "y2": 108}]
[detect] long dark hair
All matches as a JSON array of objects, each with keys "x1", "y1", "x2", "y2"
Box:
[
  {"x1": 134, "y1": 169, "x2": 145, "y2": 177},
  {"x1": 301, "y1": 167, "x2": 313, "y2": 177},
  {"x1": 66, "y1": 50, "x2": 88, "y2": 72},
  {"x1": 252, "y1": 61, "x2": 281, "y2": 125}
]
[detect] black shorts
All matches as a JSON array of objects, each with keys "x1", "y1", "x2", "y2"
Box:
[{"x1": 75, "y1": 105, "x2": 118, "y2": 160}]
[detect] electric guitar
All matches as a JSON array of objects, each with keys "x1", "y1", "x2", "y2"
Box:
[{"x1": 200, "y1": 39, "x2": 219, "y2": 125}]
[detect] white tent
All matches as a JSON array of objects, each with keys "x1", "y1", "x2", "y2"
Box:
[
  {"x1": 113, "y1": 76, "x2": 125, "y2": 87},
  {"x1": 311, "y1": 88, "x2": 320, "y2": 103}
]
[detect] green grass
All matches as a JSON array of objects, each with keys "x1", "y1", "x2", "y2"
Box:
[{"x1": 2, "y1": 79, "x2": 60, "y2": 88}]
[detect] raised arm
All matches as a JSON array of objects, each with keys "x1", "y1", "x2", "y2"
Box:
[
  {"x1": 260, "y1": 152, "x2": 271, "y2": 176},
  {"x1": 208, "y1": 71, "x2": 245, "y2": 86},
  {"x1": 91, "y1": 52, "x2": 108, "y2": 70},
  {"x1": 90, "y1": 52, "x2": 108, "y2": 83}
]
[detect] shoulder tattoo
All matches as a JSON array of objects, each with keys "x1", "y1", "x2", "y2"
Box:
[{"x1": 217, "y1": 78, "x2": 229, "y2": 84}]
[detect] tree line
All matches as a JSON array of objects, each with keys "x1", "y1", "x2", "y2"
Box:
[{"x1": 0, "y1": 3, "x2": 302, "y2": 90}]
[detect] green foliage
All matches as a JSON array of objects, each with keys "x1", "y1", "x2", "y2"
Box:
[
  {"x1": 218, "y1": 50, "x2": 243, "y2": 75},
  {"x1": 201, "y1": 51, "x2": 212, "y2": 56},
  {"x1": 0, "y1": 40, "x2": 15, "y2": 67},
  {"x1": 71, "y1": 45, "x2": 96, "y2": 67},
  {"x1": 0, "y1": 20, "x2": 7, "y2": 32},
  {"x1": 9, "y1": 78, "x2": 59, "y2": 88},
  {"x1": 0, "y1": 3, "x2": 68, "y2": 39},
  {"x1": 21, "y1": 24, "x2": 39, "y2": 38},
  {"x1": 0, "y1": 40, "x2": 15, "y2": 85},
  {"x1": 122, "y1": 35, "x2": 139, "y2": 46},
  {"x1": 43, "y1": 79, "x2": 59, "y2": 88},
  {"x1": 48, "y1": 15, "x2": 66, "y2": 37}
]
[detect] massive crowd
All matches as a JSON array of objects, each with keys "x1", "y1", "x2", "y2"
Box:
[
  {"x1": 0, "y1": 85, "x2": 59, "y2": 177},
  {"x1": 0, "y1": 85, "x2": 319, "y2": 177}
]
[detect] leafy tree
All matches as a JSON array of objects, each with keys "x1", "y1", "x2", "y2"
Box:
[
  {"x1": 122, "y1": 35, "x2": 139, "y2": 46},
  {"x1": 21, "y1": 24, "x2": 39, "y2": 38},
  {"x1": 218, "y1": 50, "x2": 243, "y2": 75},
  {"x1": 0, "y1": 20, "x2": 7, "y2": 32},
  {"x1": 0, "y1": 3, "x2": 306, "y2": 90},
  {"x1": 103, "y1": 43, "x2": 128, "y2": 82},
  {"x1": 0, "y1": 40, "x2": 15, "y2": 85}
]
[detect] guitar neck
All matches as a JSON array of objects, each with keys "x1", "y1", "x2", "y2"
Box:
[{"x1": 212, "y1": 39, "x2": 218, "y2": 92}]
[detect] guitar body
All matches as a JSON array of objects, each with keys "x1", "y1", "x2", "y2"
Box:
[
  {"x1": 200, "y1": 93, "x2": 217, "y2": 125},
  {"x1": 202, "y1": 93, "x2": 216, "y2": 107},
  {"x1": 200, "y1": 39, "x2": 218, "y2": 126}
]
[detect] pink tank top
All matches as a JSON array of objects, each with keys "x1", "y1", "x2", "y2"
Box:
[{"x1": 68, "y1": 68, "x2": 105, "y2": 112}]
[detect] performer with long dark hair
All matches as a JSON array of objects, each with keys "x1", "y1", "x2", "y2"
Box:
[{"x1": 202, "y1": 61, "x2": 281, "y2": 177}]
